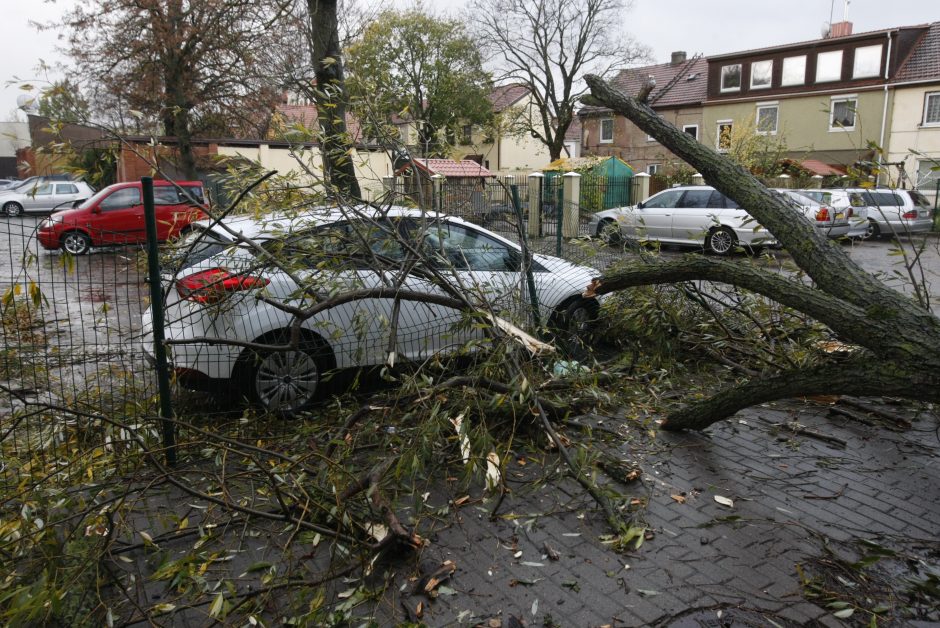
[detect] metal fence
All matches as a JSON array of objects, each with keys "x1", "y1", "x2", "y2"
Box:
[{"x1": 0, "y1": 217, "x2": 157, "y2": 491}]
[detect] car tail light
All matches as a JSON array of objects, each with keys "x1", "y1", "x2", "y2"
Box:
[
  {"x1": 815, "y1": 207, "x2": 830, "y2": 221},
  {"x1": 847, "y1": 208, "x2": 854, "y2": 218},
  {"x1": 902, "y1": 210, "x2": 918, "y2": 219},
  {"x1": 177, "y1": 268, "x2": 269, "y2": 304}
]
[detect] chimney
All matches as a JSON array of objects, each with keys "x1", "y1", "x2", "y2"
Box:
[
  {"x1": 829, "y1": 21, "x2": 853, "y2": 37},
  {"x1": 671, "y1": 51, "x2": 687, "y2": 65}
]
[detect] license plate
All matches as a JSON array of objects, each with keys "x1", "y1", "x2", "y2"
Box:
[{"x1": 835, "y1": 212, "x2": 844, "y2": 219}]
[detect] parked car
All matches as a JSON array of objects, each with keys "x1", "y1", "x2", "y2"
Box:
[
  {"x1": 0, "y1": 178, "x2": 94, "y2": 216},
  {"x1": 774, "y1": 189, "x2": 850, "y2": 238},
  {"x1": 0, "y1": 178, "x2": 20, "y2": 191},
  {"x1": 37, "y1": 180, "x2": 208, "y2": 255},
  {"x1": 829, "y1": 187, "x2": 934, "y2": 239},
  {"x1": 143, "y1": 207, "x2": 603, "y2": 413},
  {"x1": 795, "y1": 189, "x2": 870, "y2": 239},
  {"x1": 587, "y1": 186, "x2": 776, "y2": 255}
]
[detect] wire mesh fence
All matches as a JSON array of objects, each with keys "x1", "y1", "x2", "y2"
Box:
[{"x1": 0, "y1": 216, "x2": 157, "y2": 491}]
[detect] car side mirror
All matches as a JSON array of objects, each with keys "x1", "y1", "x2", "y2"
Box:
[
  {"x1": 637, "y1": 202, "x2": 645, "y2": 209},
  {"x1": 92, "y1": 205, "x2": 102, "y2": 214}
]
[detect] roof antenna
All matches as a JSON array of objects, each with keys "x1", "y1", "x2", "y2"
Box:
[
  {"x1": 828, "y1": 0, "x2": 835, "y2": 36},
  {"x1": 843, "y1": 0, "x2": 851, "y2": 22}
]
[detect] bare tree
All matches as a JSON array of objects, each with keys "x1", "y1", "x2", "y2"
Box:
[
  {"x1": 468, "y1": 0, "x2": 649, "y2": 160},
  {"x1": 53, "y1": 0, "x2": 292, "y2": 179},
  {"x1": 582, "y1": 74, "x2": 940, "y2": 431}
]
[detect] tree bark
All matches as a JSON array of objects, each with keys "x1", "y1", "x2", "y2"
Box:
[
  {"x1": 582, "y1": 74, "x2": 940, "y2": 430},
  {"x1": 307, "y1": 0, "x2": 362, "y2": 200}
]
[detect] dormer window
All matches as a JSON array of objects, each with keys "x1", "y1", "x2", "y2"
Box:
[
  {"x1": 816, "y1": 50, "x2": 843, "y2": 83},
  {"x1": 721, "y1": 64, "x2": 742, "y2": 92},
  {"x1": 853, "y1": 44, "x2": 882, "y2": 79},
  {"x1": 750, "y1": 60, "x2": 773, "y2": 89},
  {"x1": 781, "y1": 55, "x2": 806, "y2": 86}
]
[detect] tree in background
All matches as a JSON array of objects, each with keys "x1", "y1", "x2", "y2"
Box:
[
  {"x1": 54, "y1": 0, "x2": 292, "y2": 179},
  {"x1": 468, "y1": 0, "x2": 649, "y2": 160},
  {"x1": 346, "y1": 8, "x2": 493, "y2": 157},
  {"x1": 37, "y1": 80, "x2": 91, "y2": 125}
]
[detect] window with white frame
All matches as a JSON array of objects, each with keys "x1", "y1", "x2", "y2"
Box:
[
  {"x1": 756, "y1": 103, "x2": 778, "y2": 134},
  {"x1": 750, "y1": 60, "x2": 773, "y2": 89},
  {"x1": 916, "y1": 159, "x2": 940, "y2": 190},
  {"x1": 683, "y1": 124, "x2": 699, "y2": 140},
  {"x1": 600, "y1": 118, "x2": 614, "y2": 143},
  {"x1": 830, "y1": 97, "x2": 857, "y2": 130},
  {"x1": 716, "y1": 120, "x2": 733, "y2": 151},
  {"x1": 781, "y1": 55, "x2": 806, "y2": 86},
  {"x1": 816, "y1": 50, "x2": 843, "y2": 82},
  {"x1": 852, "y1": 44, "x2": 882, "y2": 79},
  {"x1": 923, "y1": 92, "x2": 940, "y2": 126},
  {"x1": 647, "y1": 163, "x2": 661, "y2": 175},
  {"x1": 721, "y1": 64, "x2": 742, "y2": 92}
]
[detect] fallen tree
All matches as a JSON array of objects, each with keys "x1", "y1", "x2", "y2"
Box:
[{"x1": 582, "y1": 74, "x2": 940, "y2": 431}]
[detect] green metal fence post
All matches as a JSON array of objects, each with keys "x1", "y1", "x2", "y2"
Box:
[
  {"x1": 511, "y1": 184, "x2": 541, "y2": 329},
  {"x1": 142, "y1": 177, "x2": 177, "y2": 466}
]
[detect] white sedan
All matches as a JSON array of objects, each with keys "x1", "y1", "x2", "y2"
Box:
[{"x1": 144, "y1": 207, "x2": 602, "y2": 413}]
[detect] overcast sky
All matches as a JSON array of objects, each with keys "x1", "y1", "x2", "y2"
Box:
[{"x1": 2, "y1": 0, "x2": 939, "y2": 121}]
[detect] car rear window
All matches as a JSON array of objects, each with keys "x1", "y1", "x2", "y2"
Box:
[
  {"x1": 868, "y1": 192, "x2": 902, "y2": 206},
  {"x1": 909, "y1": 190, "x2": 931, "y2": 208},
  {"x1": 166, "y1": 229, "x2": 229, "y2": 273}
]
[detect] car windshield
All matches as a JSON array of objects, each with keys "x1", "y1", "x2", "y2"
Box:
[{"x1": 76, "y1": 187, "x2": 117, "y2": 210}]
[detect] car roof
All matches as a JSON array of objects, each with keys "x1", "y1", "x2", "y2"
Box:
[{"x1": 196, "y1": 205, "x2": 452, "y2": 242}]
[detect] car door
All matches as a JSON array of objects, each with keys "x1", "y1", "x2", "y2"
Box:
[
  {"x1": 631, "y1": 189, "x2": 683, "y2": 241},
  {"x1": 22, "y1": 182, "x2": 54, "y2": 212},
  {"x1": 671, "y1": 188, "x2": 718, "y2": 243},
  {"x1": 90, "y1": 186, "x2": 144, "y2": 244},
  {"x1": 52, "y1": 183, "x2": 83, "y2": 212}
]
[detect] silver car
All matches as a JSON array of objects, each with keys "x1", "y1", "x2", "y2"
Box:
[
  {"x1": 796, "y1": 189, "x2": 870, "y2": 239},
  {"x1": 0, "y1": 179, "x2": 94, "y2": 216},
  {"x1": 835, "y1": 187, "x2": 934, "y2": 239},
  {"x1": 778, "y1": 189, "x2": 851, "y2": 238},
  {"x1": 588, "y1": 186, "x2": 776, "y2": 255}
]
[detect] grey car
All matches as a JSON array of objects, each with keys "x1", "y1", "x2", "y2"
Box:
[
  {"x1": 0, "y1": 179, "x2": 94, "y2": 216},
  {"x1": 833, "y1": 188, "x2": 935, "y2": 239}
]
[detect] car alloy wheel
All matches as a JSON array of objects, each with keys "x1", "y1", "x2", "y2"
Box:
[
  {"x1": 706, "y1": 226, "x2": 736, "y2": 255},
  {"x1": 253, "y1": 349, "x2": 321, "y2": 413},
  {"x1": 3, "y1": 202, "x2": 23, "y2": 217},
  {"x1": 62, "y1": 231, "x2": 91, "y2": 255},
  {"x1": 862, "y1": 219, "x2": 880, "y2": 240}
]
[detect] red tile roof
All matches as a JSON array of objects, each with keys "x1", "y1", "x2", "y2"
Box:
[
  {"x1": 398, "y1": 158, "x2": 496, "y2": 178},
  {"x1": 800, "y1": 159, "x2": 846, "y2": 176},
  {"x1": 489, "y1": 84, "x2": 530, "y2": 112},
  {"x1": 894, "y1": 22, "x2": 940, "y2": 83},
  {"x1": 580, "y1": 57, "x2": 708, "y2": 114},
  {"x1": 274, "y1": 103, "x2": 364, "y2": 143}
]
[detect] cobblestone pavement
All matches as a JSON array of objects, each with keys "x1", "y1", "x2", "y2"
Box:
[{"x1": 376, "y1": 400, "x2": 940, "y2": 627}]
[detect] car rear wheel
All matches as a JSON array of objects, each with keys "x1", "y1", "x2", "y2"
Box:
[
  {"x1": 3, "y1": 201, "x2": 23, "y2": 217},
  {"x1": 705, "y1": 226, "x2": 737, "y2": 255},
  {"x1": 550, "y1": 298, "x2": 599, "y2": 357},
  {"x1": 61, "y1": 231, "x2": 91, "y2": 255},
  {"x1": 236, "y1": 331, "x2": 335, "y2": 416},
  {"x1": 862, "y1": 219, "x2": 880, "y2": 240}
]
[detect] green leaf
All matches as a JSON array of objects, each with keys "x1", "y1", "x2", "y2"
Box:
[
  {"x1": 833, "y1": 608, "x2": 855, "y2": 619},
  {"x1": 208, "y1": 593, "x2": 225, "y2": 619}
]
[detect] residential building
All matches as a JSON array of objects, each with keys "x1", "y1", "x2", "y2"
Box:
[
  {"x1": 579, "y1": 52, "x2": 708, "y2": 176},
  {"x1": 701, "y1": 21, "x2": 931, "y2": 177},
  {"x1": 884, "y1": 22, "x2": 940, "y2": 197}
]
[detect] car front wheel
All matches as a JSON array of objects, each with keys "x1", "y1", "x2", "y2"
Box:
[
  {"x1": 705, "y1": 226, "x2": 737, "y2": 255},
  {"x1": 597, "y1": 218, "x2": 622, "y2": 244},
  {"x1": 237, "y1": 331, "x2": 334, "y2": 415},
  {"x1": 3, "y1": 201, "x2": 23, "y2": 217},
  {"x1": 61, "y1": 231, "x2": 91, "y2": 255}
]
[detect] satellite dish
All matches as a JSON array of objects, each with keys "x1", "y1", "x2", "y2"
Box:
[
  {"x1": 16, "y1": 94, "x2": 38, "y2": 112},
  {"x1": 821, "y1": 21, "x2": 831, "y2": 38}
]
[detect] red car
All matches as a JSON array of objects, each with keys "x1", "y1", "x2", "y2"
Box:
[{"x1": 37, "y1": 180, "x2": 208, "y2": 255}]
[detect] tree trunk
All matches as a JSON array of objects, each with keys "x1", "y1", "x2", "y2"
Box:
[
  {"x1": 582, "y1": 74, "x2": 940, "y2": 431},
  {"x1": 307, "y1": 0, "x2": 362, "y2": 200}
]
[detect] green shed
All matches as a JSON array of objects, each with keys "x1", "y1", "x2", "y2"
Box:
[{"x1": 541, "y1": 156, "x2": 635, "y2": 211}]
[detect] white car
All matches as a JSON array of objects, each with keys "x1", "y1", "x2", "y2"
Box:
[
  {"x1": 144, "y1": 207, "x2": 602, "y2": 413},
  {"x1": 0, "y1": 178, "x2": 94, "y2": 216},
  {"x1": 776, "y1": 189, "x2": 850, "y2": 239},
  {"x1": 796, "y1": 188, "x2": 870, "y2": 239},
  {"x1": 587, "y1": 186, "x2": 777, "y2": 255}
]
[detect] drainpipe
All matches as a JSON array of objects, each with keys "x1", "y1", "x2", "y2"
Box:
[{"x1": 877, "y1": 31, "x2": 893, "y2": 185}]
